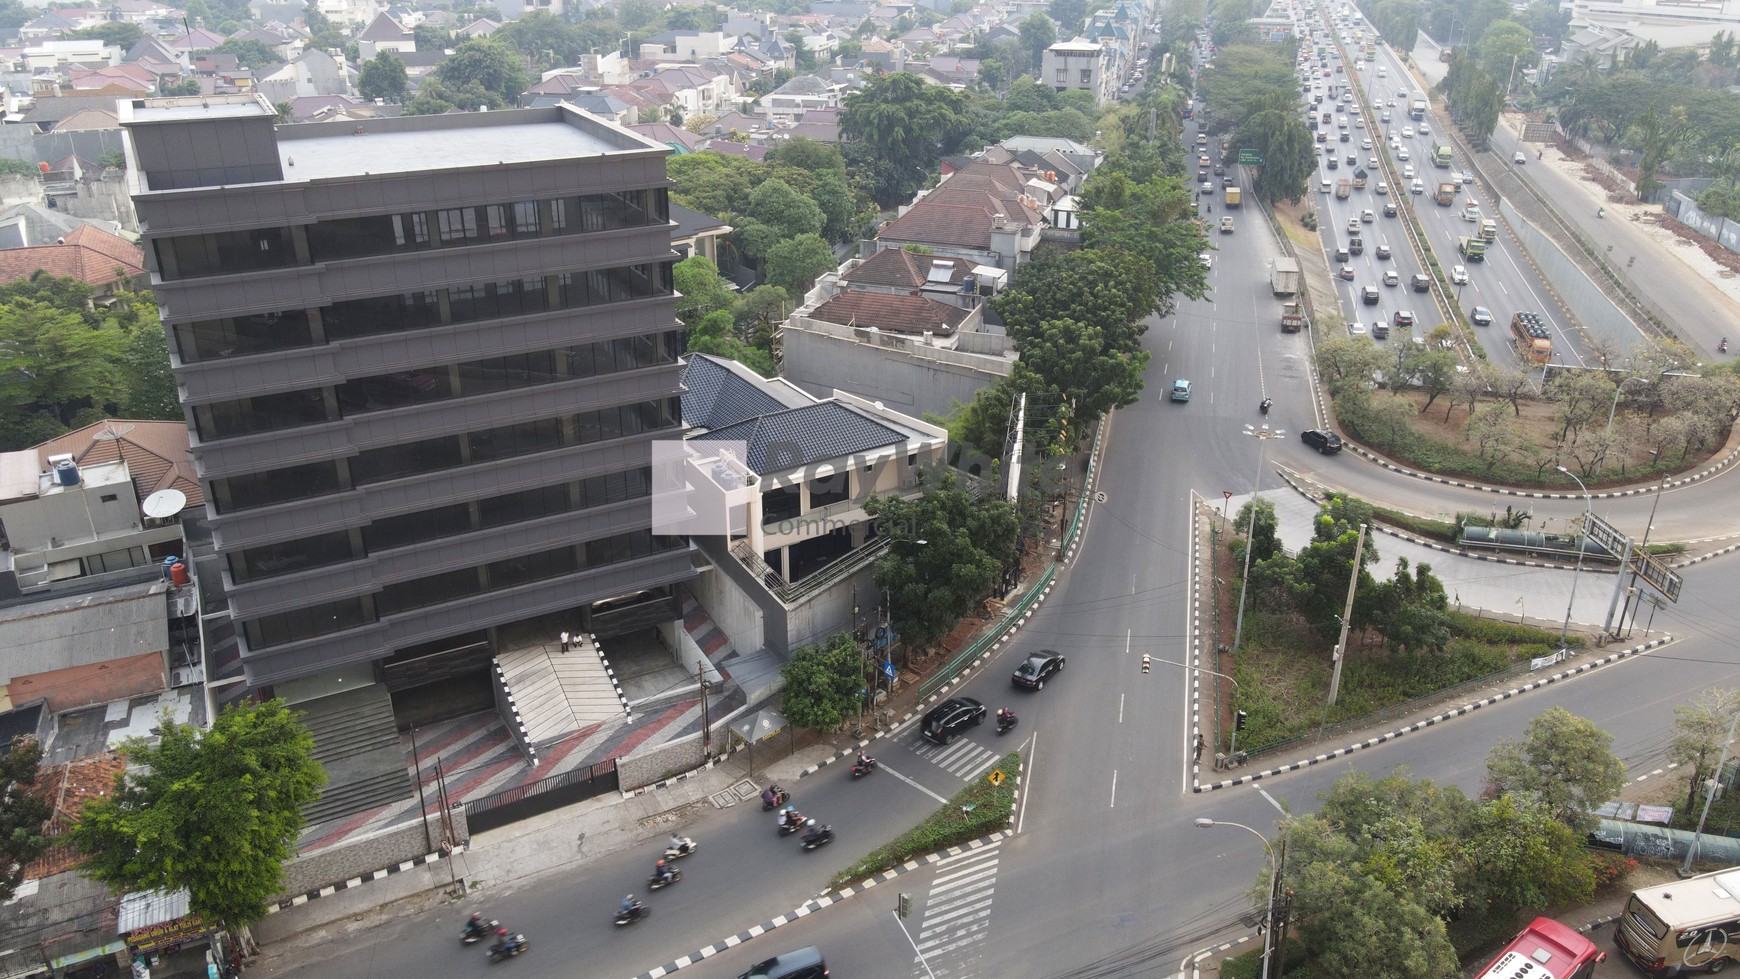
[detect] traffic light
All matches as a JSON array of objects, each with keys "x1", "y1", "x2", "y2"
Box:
[
  {"x1": 897, "y1": 892, "x2": 912, "y2": 919},
  {"x1": 1236, "y1": 710, "x2": 1248, "y2": 732}
]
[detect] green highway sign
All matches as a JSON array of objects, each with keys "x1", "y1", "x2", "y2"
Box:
[{"x1": 1238, "y1": 149, "x2": 1263, "y2": 166}]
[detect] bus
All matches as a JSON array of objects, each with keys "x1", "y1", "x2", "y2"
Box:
[
  {"x1": 1479, "y1": 918, "x2": 1604, "y2": 979},
  {"x1": 1616, "y1": 866, "x2": 1740, "y2": 976}
]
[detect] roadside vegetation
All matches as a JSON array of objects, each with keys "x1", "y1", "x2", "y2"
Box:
[
  {"x1": 1219, "y1": 493, "x2": 1574, "y2": 755},
  {"x1": 830, "y1": 750, "x2": 1018, "y2": 890}
]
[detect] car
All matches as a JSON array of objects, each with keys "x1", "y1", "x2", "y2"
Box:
[
  {"x1": 1223, "y1": 175, "x2": 1236, "y2": 186},
  {"x1": 1200, "y1": 251, "x2": 1213, "y2": 268},
  {"x1": 1470, "y1": 305, "x2": 1494, "y2": 326},
  {"x1": 1450, "y1": 264, "x2": 1468, "y2": 284},
  {"x1": 1372, "y1": 319, "x2": 1390, "y2": 338},
  {"x1": 1410, "y1": 273, "x2": 1431, "y2": 292},
  {"x1": 1347, "y1": 320, "x2": 1367, "y2": 336},
  {"x1": 1513, "y1": 150, "x2": 1527, "y2": 164},
  {"x1": 1401, "y1": 126, "x2": 1415, "y2": 138},
  {"x1": 1301, "y1": 429, "x2": 1344, "y2": 454},
  {"x1": 1316, "y1": 131, "x2": 1327, "y2": 143},
  {"x1": 1201, "y1": 180, "x2": 1216, "y2": 193},
  {"x1": 1361, "y1": 138, "x2": 1372, "y2": 149},
  {"x1": 1326, "y1": 155, "x2": 1339, "y2": 169},
  {"x1": 1348, "y1": 217, "x2": 1361, "y2": 233},
  {"x1": 1361, "y1": 284, "x2": 1380, "y2": 304},
  {"x1": 1461, "y1": 170, "x2": 1476, "y2": 185},
  {"x1": 1376, "y1": 243, "x2": 1392, "y2": 259},
  {"x1": 1383, "y1": 269, "x2": 1400, "y2": 286},
  {"x1": 1383, "y1": 202, "x2": 1398, "y2": 217},
  {"x1": 1338, "y1": 265, "x2": 1356, "y2": 280},
  {"x1": 1376, "y1": 181, "x2": 1388, "y2": 195},
  {"x1": 1419, "y1": 121, "x2": 1431, "y2": 135},
  {"x1": 1170, "y1": 378, "x2": 1192, "y2": 402},
  {"x1": 1388, "y1": 98, "x2": 1398, "y2": 107},
  {"x1": 1220, "y1": 215, "x2": 1235, "y2": 233},
  {"x1": 1397, "y1": 89, "x2": 1407, "y2": 99},
  {"x1": 1196, "y1": 133, "x2": 1208, "y2": 145},
  {"x1": 1361, "y1": 209, "x2": 1375, "y2": 223},
  {"x1": 1012, "y1": 650, "x2": 1066, "y2": 689},
  {"x1": 1334, "y1": 245, "x2": 1350, "y2": 262},
  {"x1": 921, "y1": 696, "x2": 986, "y2": 744},
  {"x1": 1410, "y1": 179, "x2": 1425, "y2": 194},
  {"x1": 1339, "y1": 131, "x2": 1350, "y2": 142},
  {"x1": 1214, "y1": 163, "x2": 1225, "y2": 175},
  {"x1": 1380, "y1": 111, "x2": 1391, "y2": 122},
  {"x1": 1396, "y1": 147, "x2": 1410, "y2": 161},
  {"x1": 1345, "y1": 153, "x2": 1357, "y2": 165},
  {"x1": 1368, "y1": 157, "x2": 1380, "y2": 170},
  {"x1": 1199, "y1": 154, "x2": 1212, "y2": 166},
  {"x1": 1402, "y1": 164, "x2": 1415, "y2": 179},
  {"x1": 737, "y1": 946, "x2": 830, "y2": 979},
  {"x1": 1393, "y1": 309, "x2": 1415, "y2": 326},
  {"x1": 1354, "y1": 116, "x2": 1365, "y2": 128}
]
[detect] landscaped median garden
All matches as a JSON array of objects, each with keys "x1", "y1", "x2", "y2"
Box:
[{"x1": 830, "y1": 750, "x2": 1019, "y2": 891}]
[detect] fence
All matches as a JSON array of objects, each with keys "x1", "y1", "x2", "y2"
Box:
[{"x1": 463, "y1": 759, "x2": 618, "y2": 834}]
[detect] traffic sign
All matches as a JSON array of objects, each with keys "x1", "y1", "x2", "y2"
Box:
[
  {"x1": 1238, "y1": 149, "x2": 1263, "y2": 166},
  {"x1": 882, "y1": 660, "x2": 897, "y2": 679},
  {"x1": 987, "y1": 769, "x2": 1005, "y2": 786}
]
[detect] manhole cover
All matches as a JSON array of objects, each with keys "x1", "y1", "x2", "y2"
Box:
[
  {"x1": 709, "y1": 791, "x2": 739, "y2": 809},
  {"x1": 731, "y1": 779, "x2": 760, "y2": 800}
]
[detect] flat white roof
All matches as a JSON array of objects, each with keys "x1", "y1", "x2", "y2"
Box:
[{"x1": 278, "y1": 119, "x2": 630, "y2": 181}]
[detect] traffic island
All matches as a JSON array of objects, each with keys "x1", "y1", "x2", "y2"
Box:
[{"x1": 829, "y1": 750, "x2": 1020, "y2": 890}]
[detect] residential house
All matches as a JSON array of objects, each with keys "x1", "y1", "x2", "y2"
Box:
[
  {"x1": 670, "y1": 201, "x2": 731, "y2": 264},
  {"x1": 110, "y1": 0, "x2": 183, "y2": 23},
  {"x1": 0, "y1": 202, "x2": 126, "y2": 249},
  {"x1": 312, "y1": 0, "x2": 383, "y2": 26},
  {"x1": 876, "y1": 159, "x2": 1049, "y2": 270},
  {"x1": 995, "y1": 135, "x2": 1100, "y2": 192},
  {"x1": 493, "y1": 0, "x2": 566, "y2": 20},
  {"x1": 1041, "y1": 39, "x2": 1108, "y2": 102},
  {"x1": 0, "y1": 224, "x2": 146, "y2": 292},
  {"x1": 624, "y1": 64, "x2": 736, "y2": 122},
  {"x1": 24, "y1": 40, "x2": 119, "y2": 71},
  {"x1": 18, "y1": 93, "x2": 137, "y2": 133},
  {"x1": 230, "y1": 27, "x2": 301, "y2": 61},
  {"x1": 357, "y1": 12, "x2": 415, "y2": 60},
  {"x1": 66, "y1": 63, "x2": 156, "y2": 95},
  {"x1": 781, "y1": 105, "x2": 841, "y2": 143},
  {"x1": 164, "y1": 28, "x2": 229, "y2": 55},
  {"x1": 255, "y1": 48, "x2": 353, "y2": 104},
  {"x1": 51, "y1": 106, "x2": 121, "y2": 130},
  {"x1": 639, "y1": 30, "x2": 729, "y2": 62},
  {"x1": 681, "y1": 353, "x2": 950, "y2": 658},
  {"x1": 459, "y1": 17, "x2": 501, "y2": 38},
  {"x1": 855, "y1": 35, "x2": 904, "y2": 71},
  {"x1": 628, "y1": 120, "x2": 702, "y2": 151},
  {"x1": 914, "y1": 54, "x2": 980, "y2": 87},
  {"x1": 697, "y1": 108, "x2": 768, "y2": 139},
  {"x1": 18, "y1": 13, "x2": 82, "y2": 42},
  {"x1": 758, "y1": 72, "x2": 840, "y2": 123},
  {"x1": 721, "y1": 8, "x2": 778, "y2": 41}
]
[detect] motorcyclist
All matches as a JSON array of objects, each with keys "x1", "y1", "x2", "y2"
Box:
[
  {"x1": 761, "y1": 784, "x2": 783, "y2": 807},
  {"x1": 463, "y1": 911, "x2": 488, "y2": 940},
  {"x1": 857, "y1": 751, "x2": 874, "y2": 769},
  {"x1": 1722, "y1": 338, "x2": 1730, "y2": 353},
  {"x1": 620, "y1": 894, "x2": 641, "y2": 916},
  {"x1": 489, "y1": 927, "x2": 517, "y2": 953},
  {"x1": 668, "y1": 833, "x2": 687, "y2": 855},
  {"x1": 653, "y1": 859, "x2": 674, "y2": 884},
  {"x1": 780, "y1": 806, "x2": 803, "y2": 829},
  {"x1": 1597, "y1": 206, "x2": 1605, "y2": 218},
  {"x1": 1260, "y1": 397, "x2": 1272, "y2": 414},
  {"x1": 997, "y1": 707, "x2": 1016, "y2": 726}
]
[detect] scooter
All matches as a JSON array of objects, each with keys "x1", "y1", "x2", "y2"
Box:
[
  {"x1": 997, "y1": 714, "x2": 1018, "y2": 735},
  {"x1": 801, "y1": 820, "x2": 834, "y2": 851},
  {"x1": 777, "y1": 810, "x2": 807, "y2": 836},
  {"x1": 850, "y1": 757, "x2": 878, "y2": 779},
  {"x1": 1721, "y1": 338, "x2": 1729, "y2": 354},
  {"x1": 1259, "y1": 398, "x2": 1272, "y2": 416},
  {"x1": 760, "y1": 786, "x2": 790, "y2": 811},
  {"x1": 461, "y1": 918, "x2": 499, "y2": 945},
  {"x1": 663, "y1": 837, "x2": 698, "y2": 860},
  {"x1": 647, "y1": 867, "x2": 682, "y2": 890},
  {"x1": 486, "y1": 932, "x2": 529, "y2": 962},
  {"x1": 614, "y1": 904, "x2": 650, "y2": 927}
]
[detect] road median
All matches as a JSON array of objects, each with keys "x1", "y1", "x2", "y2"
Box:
[{"x1": 829, "y1": 750, "x2": 1019, "y2": 890}]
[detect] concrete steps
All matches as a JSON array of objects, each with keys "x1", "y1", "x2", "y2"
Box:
[{"x1": 495, "y1": 636, "x2": 629, "y2": 749}]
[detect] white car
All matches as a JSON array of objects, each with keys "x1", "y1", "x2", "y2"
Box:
[
  {"x1": 1451, "y1": 264, "x2": 1469, "y2": 284},
  {"x1": 1361, "y1": 138, "x2": 1373, "y2": 149},
  {"x1": 1396, "y1": 147, "x2": 1410, "y2": 161},
  {"x1": 1402, "y1": 126, "x2": 1415, "y2": 138},
  {"x1": 1201, "y1": 251, "x2": 1214, "y2": 268},
  {"x1": 1419, "y1": 122, "x2": 1431, "y2": 135},
  {"x1": 1361, "y1": 209, "x2": 1375, "y2": 223},
  {"x1": 1402, "y1": 164, "x2": 1415, "y2": 179},
  {"x1": 1376, "y1": 181, "x2": 1389, "y2": 195},
  {"x1": 1348, "y1": 321, "x2": 1368, "y2": 336}
]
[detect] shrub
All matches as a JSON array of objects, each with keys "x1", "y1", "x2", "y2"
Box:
[{"x1": 829, "y1": 751, "x2": 1018, "y2": 889}]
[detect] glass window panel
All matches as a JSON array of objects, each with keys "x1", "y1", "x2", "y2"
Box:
[
  {"x1": 513, "y1": 201, "x2": 541, "y2": 234},
  {"x1": 437, "y1": 208, "x2": 477, "y2": 243}
]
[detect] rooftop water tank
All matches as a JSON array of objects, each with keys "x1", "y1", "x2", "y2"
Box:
[{"x1": 54, "y1": 460, "x2": 80, "y2": 486}]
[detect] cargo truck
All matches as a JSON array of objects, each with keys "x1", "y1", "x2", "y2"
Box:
[
  {"x1": 1510, "y1": 311, "x2": 1552, "y2": 364},
  {"x1": 1457, "y1": 236, "x2": 1487, "y2": 261},
  {"x1": 1435, "y1": 181, "x2": 1458, "y2": 205},
  {"x1": 1431, "y1": 143, "x2": 1453, "y2": 168},
  {"x1": 1479, "y1": 218, "x2": 1498, "y2": 242},
  {"x1": 1281, "y1": 302, "x2": 1307, "y2": 333},
  {"x1": 1352, "y1": 168, "x2": 1368, "y2": 190},
  {"x1": 1225, "y1": 185, "x2": 1242, "y2": 207},
  {"x1": 1270, "y1": 257, "x2": 1301, "y2": 296},
  {"x1": 1409, "y1": 96, "x2": 1427, "y2": 120},
  {"x1": 1335, "y1": 178, "x2": 1351, "y2": 199}
]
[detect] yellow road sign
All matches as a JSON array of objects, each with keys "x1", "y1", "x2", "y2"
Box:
[{"x1": 987, "y1": 769, "x2": 1005, "y2": 786}]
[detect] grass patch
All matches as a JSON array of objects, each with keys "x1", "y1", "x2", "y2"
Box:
[
  {"x1": 1371, "y1": 504, "x2": 1458, "y2": 543},
  {"x1": 829, "y1": 750, "x2": 1018, "y2": 890}
]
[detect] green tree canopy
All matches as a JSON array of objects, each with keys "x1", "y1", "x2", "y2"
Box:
[
  {"x1": 1485, "y1": 706, "x2": 1626, "y2": 833},
  {"x1": 0, "y1": 737, "x2": 52, "y2": 902},
  {"x1": 687, "y1": 310, "x2": 775, "y2": 376},
  {"x1": 358, "y1": 51, "x2": 409, "y2": 102},
  {"x1": 1668, "y1": 688, "x2": 1740, "y2": 812},
  {"x1": 867, "y1": 471, "x2": 1021, "y2": 649},
  {"x1": 673, "y1": 255, "x2": 736, "y2": 326},
  {"x1": 763, "y1": 233, "x2": 836, "y2": 295},
  {"x1": 841, "y1": 73, "x2": 971, "y2": 205},
  {"x1": 779, "y1": 633, "x2": 867, "y2": 730},
  {"x1": 208, "y1": 39, "x2": 278, "y2": 68},
  {"x1": 76, "y1": 22, "x2": 144, "y2": 47},
  {"x1": 71, "y1": 700, "x2": 326, "y2": 928},
  {"x1": 432, "y1": 39, "x2": 528, "y2": 108}
]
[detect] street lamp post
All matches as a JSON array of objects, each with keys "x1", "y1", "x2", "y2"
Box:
[
  {"x1": 1195, "y1": 818, "x2": 1278, "y2": 979},
  {"x1": 1146, "y1": 656, "x2": 1242, "y2": 761},
  {"x1": 1599, "y1": 377, "x2": 1650, "y2": 476},
  {"x1": 1232, "y1": 425, "x2": 1285, "y2": 654},
  {"x1": 1557, "y1": 466, "x2": 1591, "y2": 652}
]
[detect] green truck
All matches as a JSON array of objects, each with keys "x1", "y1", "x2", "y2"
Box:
[
  {"x1": 1457, "y1": 236, "x2": 1486, "y2": 261},
  {"x1": 1431, "y1": 143, "x2": 1453, "y2": 169}
]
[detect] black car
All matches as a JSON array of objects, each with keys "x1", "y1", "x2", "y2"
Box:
[
  {"x1": 1361, "y1": 285, "x2": 1380, "y2": 304},
  {"x1": 1383, "y1": 202, "x2": 1398, "y2": 217},
  {"x1": 1012, "y1": 650, "x2": 1066, "y2": 690},
  {"x1": 737, "y1": 946, "x2": 829, "y2": 979},
  {"x1": 922, "y1": 696, "x2": 986, "y2": 744},
  {"x1": 1301, "y1": 429, "x2": 1344, "y2": 454}
]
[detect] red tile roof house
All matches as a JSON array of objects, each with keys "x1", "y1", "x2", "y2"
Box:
[
  {"x1": 876, "y1": 168, "x2": 1048, "y2": 271},
  {"x1": 0, "y1": 224, "x2": 145, "y2": 294}
]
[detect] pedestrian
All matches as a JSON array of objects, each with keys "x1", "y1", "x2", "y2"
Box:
[
  {"x1": 559, "y1": 630, "x2": 570, "y2": 653},
  {"x1": 1537, "y1": 149, "x2": 1543, "y2": 161},
  {"x1": 1194, "y1": 733, "x2": 1205, "y2": 763}
]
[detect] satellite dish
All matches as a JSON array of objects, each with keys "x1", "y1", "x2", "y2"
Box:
[{"x1": 142, "y1": 489, "x2": 187, "y2": 519}]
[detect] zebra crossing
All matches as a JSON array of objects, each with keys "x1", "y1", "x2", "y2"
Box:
[
  {"x1": 911, "y1": 840, "x2": 1003, "y2": 976},
  {"x1": 907, "y1": 732, "x2": 1003, "y2": 782}
]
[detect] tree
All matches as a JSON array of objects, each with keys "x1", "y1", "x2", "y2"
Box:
[
  {"x1": 1009, "y1": 318, "x2": 1151, "y2": 431},
  {"x1": 867, "y1": 471, "x2": 1021, "y2": 649},
  {"x1": 1048, "y1": 0, "x2": 1086, "y2": 35},
  {"x1": 71, "y1": 700, "x2": 325, "y2": 928},
  {"x1": 672, "y1": 255, "x2": 735, "y2": 327},
  {"x1": 0, "y1": 299, "x2": 127, "y2": 431},
  {"x1": 840, "y1": 73, "x2": 971, "y2": 205},
  {"x1": 432, "y1": 39, "x2": 528, "y2": 108},
  {"x1": 1485, "y1": 706, "x2": 1626, "y2": 834},
  {"x1": 209, "y1": 39, "x2": 278, "y2": 69},
  {"x1": 1232, "y1": 106, "x2": 1316, "y2": 204},
  {"x1": 77, "y1": 22, "x2": 144, "y2": 47},
  {"x1": 358, "y1": 51, "x2": 408, "y2": 102},
  {"x1": 0, "y1": 737, "x2": 52, "y2": 902},
  {"x1": 1018, "y1": 15, "x2": 1056, "y2": 72},
  {"x1": 763, "y1": 234, "x2": 836, "y2": 295},
  {"x1": 1667, "y1": 688, "x2": 1740, "y2": 813},
  {"x1": 687, "y1": 310, "x2": 775, "y2": 376},
  {"x1": 1232, "y1": 496, "x2": 1281, "y2": 564},
  {"x1": 738, "y1": 178, "x2": 825, "y2": 260},
  {"x1": 779, "y1": 633, "x2": 866, "y2": 731},
  {"x1": 120, "y1": 321, "x2": 181, "y2": 420}
]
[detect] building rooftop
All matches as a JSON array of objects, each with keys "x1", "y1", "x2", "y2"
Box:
[
  {"x1": 278, "y1": 117, "x2": 638, "y2": 181},
  {"x1": 0, "y1": 578, "x2": 170, "y2": 677},
  {"x1": 689, "y1": 400, "x2": 910, "y2": 475}
]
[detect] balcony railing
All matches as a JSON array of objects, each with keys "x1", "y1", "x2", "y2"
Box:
[{"x1": 730, "y1": 536, "x2": 889, "y2": 606}]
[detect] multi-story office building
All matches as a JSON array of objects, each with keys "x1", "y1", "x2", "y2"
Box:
[{"x1": 121, "y1": 96, "x2": 695, "y2": 771}]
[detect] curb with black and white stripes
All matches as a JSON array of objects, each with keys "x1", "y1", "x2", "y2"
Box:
[
  {"x1": 633, "y1": 754, "x2": 1024, "y2": 978},
  {"x1": 594, "y1": 634, "x2": 634, "y2": 721},
  {"x1": 493, "y1": 660, "x2": 541, "y2": 767},
  {"x1": 1341, "y1": 436, "x2": 1740, "y2": 502},
  {"x1": 1193, "y1": 634, "x2": 1676, "y2": 792},
  {"x1": 268, "y1": 846, "x2": 464, "y2": 913}
]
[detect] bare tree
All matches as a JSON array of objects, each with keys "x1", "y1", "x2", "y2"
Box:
[
  {"x1": 1552, "y1": 371, "x2": 1615, "y2": 444},
  {"x1": 1667, "y1": 688, "x2": 1740, "y2": 814},
  {"x1": 1497, "y1": 371, "x2": 1535, "y2": 418}
]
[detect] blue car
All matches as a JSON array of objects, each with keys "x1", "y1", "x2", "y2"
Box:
[{"x1": 1170, "y1": 379, "x2": 1192, "y2": 402}]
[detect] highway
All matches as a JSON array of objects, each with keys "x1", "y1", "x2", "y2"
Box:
[{"x1": 261, "y1": 19, "x2": 1740, "y2": 979}]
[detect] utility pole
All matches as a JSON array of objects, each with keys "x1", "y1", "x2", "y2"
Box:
[
  {"x1": 697, "y1": 661, "x2": 712, "y2": 757},
  {"x1": 1326, "y1": 524, "x2": 1367, "y2": 707},
  {"x1": 1681, "y1": 707, "x2": 1740, "y2": 877}
]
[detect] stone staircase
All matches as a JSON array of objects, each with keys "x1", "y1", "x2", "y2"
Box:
[
  {"x1": 494, "y1": 635, "x2": 629, "y2": 750},
  {"x1": 294, "y1": 686, "x2": 415, "y2": 826}
]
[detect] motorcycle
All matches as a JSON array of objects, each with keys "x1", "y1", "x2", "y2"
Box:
[
  {"x1": 760, "y1": 786, "x2": 790, "y2": 811},
  {"x1": 997, "y1": 713, "x2": 1018, "y2": 735},
  {"x1": 1721, "y1": 338, "x2": 1729, "y2": 354},
  {"x1": 647, "y1": 867, "x2": 682, "y2": 890},
  {"x1": 800, "y1": 820, "x2": 834, "y2": 851},
  {"x1": 777, "y1": 810, "x2": 806, "y2": 836},
  {"x1": 1259, "y1": 399, "x2": 1272, "y2": 416},
  {"x1": 850, "y1": 757, "x2": 877, "y2": 779},
  {"x1": 487, "y1": 932, "x2": 529, "y2": 962},
  {"x1": 461, "y1": 918, "x2": 499, "y2": 945},
  {"x1": 614, "y1": 904, "x2": 650, "y2": 927},
  {"x1": 663, "y1": 837, "x2": 698, "y2": 860}
]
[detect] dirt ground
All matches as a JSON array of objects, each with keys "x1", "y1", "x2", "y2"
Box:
[{"x1": 1385, "y1": 387, "x2": 1675, "y2": 482}]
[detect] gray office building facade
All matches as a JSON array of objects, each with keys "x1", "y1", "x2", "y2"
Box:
[{"x1": 122, "y1": 95, "x2": 695, "y2": 718}]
